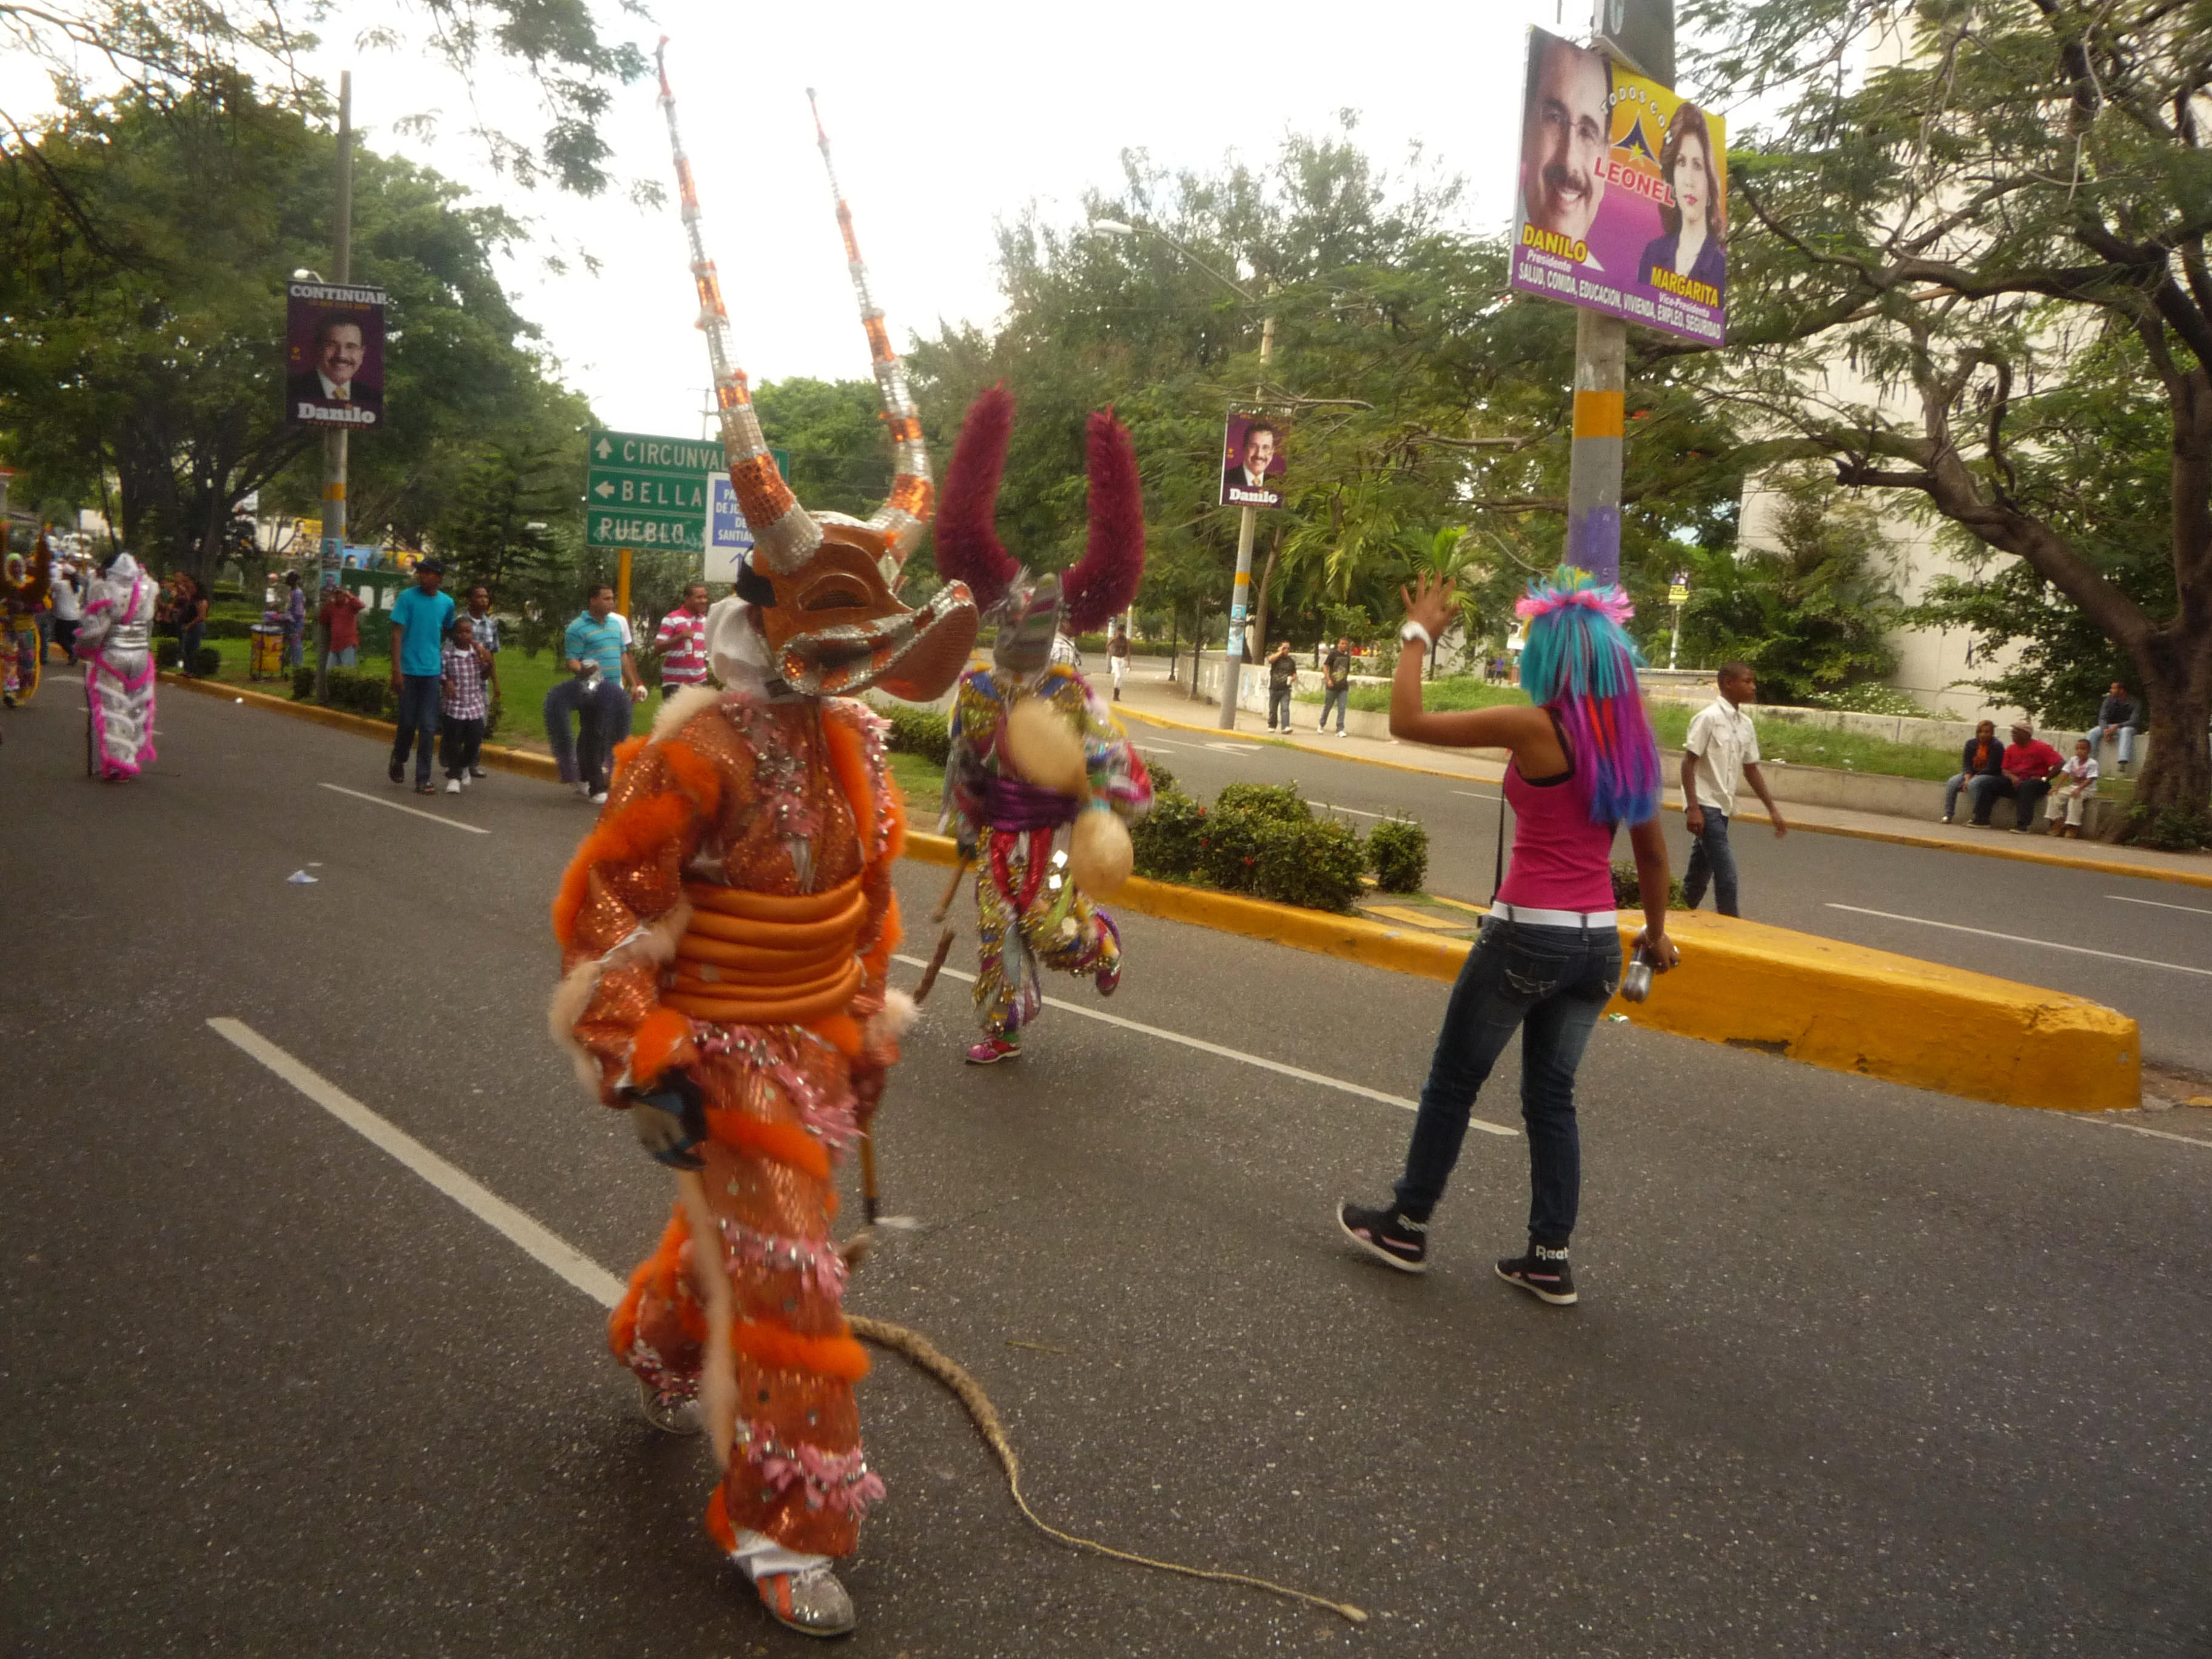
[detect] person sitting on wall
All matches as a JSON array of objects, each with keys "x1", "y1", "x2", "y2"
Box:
[{"x1": 1967, "y1": 721, "x2": 2063, "y2": 832}]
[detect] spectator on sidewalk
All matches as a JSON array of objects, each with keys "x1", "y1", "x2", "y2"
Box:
[
  {"x1": 275, "y1": 570, "x2": 305, "y2": 668},
  {"x1": 2092, "y1": 682, "x2": 2139, "y2": 773},
  {"x1": 2047, "y1": 737, "x2": 2099, "y2": 837},
  {"x1": 1968, "y1": 721, "x2": 2063, "y2": 831},
  {"x1": 649, "y1": 580, "x2": 711, "y2": 699},
  {"x1": 1318, "y1": 637, "x2": 1352, "y2": 734},
  {"x1": 387, "y1": 558, "x2": 454, "y2": 794},
  {"x1": 1265, "y1": 640, "x2": 1298, "y2": 730},
  {"x1": 458, "y1": 583, "x2": 501, "y2": 657},
  {"x1": 175, "y1": 572, "x2": 208, "y2": 675},
  {"x1": 1108, "y1": 624, "x2": 1130, "y2": 702},
  {"x1": 1941, "y1": 719, "x2": 2005, "y2": 823},
  {"x1": 1680, "y1": 662, "x2": 1787, "y2": 917},
  {"x1": 49, "y1": 560, "x2": 81, "y2": 660},
  {"x1": 438, "y1": 613, "x2": 489, "y2": 793},
  {"x1": 318, "y1": 583, "x2": 366, "y2": 667},
  {"x1": 545, "y1": 581, "x2": 642, "y2": 805}
]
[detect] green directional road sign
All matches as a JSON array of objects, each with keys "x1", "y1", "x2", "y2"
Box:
[
  {"x1": 586, "y1": 429, "x2": 723, "y2": 552},
  {"x1": 585, "y1": 429, "x2": 794, "y2": 553}
]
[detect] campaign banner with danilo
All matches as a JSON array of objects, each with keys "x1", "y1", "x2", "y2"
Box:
[{"x1": 1507, "y1": 26, "x2": 1726, "y2": 346}]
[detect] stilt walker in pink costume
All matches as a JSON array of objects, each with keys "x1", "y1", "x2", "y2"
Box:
[
  {"x1": 934, "y1": 386, "x2": 1154, "y2": 1065},
  {"x1": 74, "y1": 551, "x2": 159, "y2": 779}
]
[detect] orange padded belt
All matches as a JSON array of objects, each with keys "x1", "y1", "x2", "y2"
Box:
[{"x1": 662, "y1": 877, "x2": 866, "y2": 1025}]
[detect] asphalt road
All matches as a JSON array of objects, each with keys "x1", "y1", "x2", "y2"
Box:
[
  {"x1": 4, "y1": 680, "x2": 2210, "y2": 1657},
  {"x1": 1119, "y1": 668, "x2": 2212, "y2": 1076}
]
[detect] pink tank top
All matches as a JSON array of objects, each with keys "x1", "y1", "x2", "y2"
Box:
[{"x1": 1495, "y1": 716, "x2": 1619, "y2": 914}]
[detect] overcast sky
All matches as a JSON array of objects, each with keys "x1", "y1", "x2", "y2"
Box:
[{"x1": 12, "y1": 0, "x2": 1678, "y2": 438}]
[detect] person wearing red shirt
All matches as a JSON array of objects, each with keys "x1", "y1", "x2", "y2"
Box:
[
  {"x1": 318, "y1": 584, "x2": 367, "y2": 667},
  {"x1": 648, "y1": 580, "x2": 711, "y2": 697},
  {"x1": 1968, "y1": 720, "x2": 2063, "y2": 831}
]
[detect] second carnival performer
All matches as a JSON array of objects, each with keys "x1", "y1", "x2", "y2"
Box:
[
  {"x1": 1, "y1": 535, "x2": 52, "y2": 708},
  {"x1": 74, "y1": 549, "x2": 160, "y2": 778},
  {"x1": 933, "y1": 385, "x2": 1154, "y2": 1065},
  {"x1": 549, "y1": 58, "x2": 976, "y2": 1639}
]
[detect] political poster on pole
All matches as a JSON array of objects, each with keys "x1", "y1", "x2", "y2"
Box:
[
  {"x1": 705, "y1": 475, "x2": 757, "y2": 585},
  {"x1": 1507, "y1": 25, "x2": 1725, "y2": 346},
  {"x1": 284, "y1": 281, "x2": 387, "y2": 427},
  {"x1": 1219, "y1": 409, "x2": 1287, "y2": 509}
]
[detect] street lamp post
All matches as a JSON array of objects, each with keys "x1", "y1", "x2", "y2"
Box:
[{"x1": 1092, "y1": 218, "x2": 1272, "y2": 731}]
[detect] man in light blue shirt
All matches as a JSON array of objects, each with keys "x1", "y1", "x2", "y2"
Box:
[
  {"x1": 387, "y1": 559, "x2": 455, "y2": 791},
  {"x1": 544, "y1": 580, "x2": 641, "y2": 803}
]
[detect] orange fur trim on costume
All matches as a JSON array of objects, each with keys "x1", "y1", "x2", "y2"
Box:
[
  {"x1": 730, "y1": 1318, "x2": 871, "y2": 1382},
  {"x1": 551, "y1": 788, "x2": 694, "y2": 947},
  {"x1": 708, "y1": 1109, "x2": 834, "y2": 1181},
  {"x1": 659, "y1": 737, "x2": 723, "y2": 817},
  {"x1": 879, "y1": 765, "x2": 908, "y2": 866},
  {"x1": 629, "y1": 1007, "x2": 695, "y2": 1088},
  {"x1": 608, "y1": 1203, "x2": 691, "y2": 1360},
  {"x1": 860, "y1": 888, "x2": 903, "y2": 984},
  {"x1": 808, "y1": 1013, "x2": 863, "y2": 1060},
  {"x1": 820, "y1": 710, "x2": 876, "y2": 853},
  {"x1": 608, "y1": 733, "x2": 650, "y2": 788},
  {"x1": 703, "y1": 1483, "x2": 737, "y2": 1554}
]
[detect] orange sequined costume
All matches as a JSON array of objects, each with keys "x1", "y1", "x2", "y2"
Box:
[{"x1": 554, "y1": 686, "x2": 911, "y2": 1558}]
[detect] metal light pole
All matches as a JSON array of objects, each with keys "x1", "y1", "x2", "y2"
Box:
[
  {"x1": 312, "y1": 71, "x2": 354, "y2": 702},
  {"x1": 1091, "y1": 217, "x2": 1272, "y2": 730}
]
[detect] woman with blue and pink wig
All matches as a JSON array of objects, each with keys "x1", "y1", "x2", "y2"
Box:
[{"x1": 1339, "y1": 566, "x2": 1677, "y2": 1305}]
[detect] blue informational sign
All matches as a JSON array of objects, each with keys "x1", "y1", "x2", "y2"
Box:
[{"x1": 705, "y1": 475, "x2": 757, "y2": 584}]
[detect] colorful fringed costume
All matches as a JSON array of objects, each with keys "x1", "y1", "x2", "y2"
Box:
[
  {"x1": 554, "y1": 686, "x2": 914, "y2": 1556},
  {"x1": 1, "y1": 538, "x2": 52, "y2": 703},
  {"x1": 552, "y1": 50, "x2": 978, "y2": 1641},
  {"x1": 934, "y1": 388, "x2": 1154, "y2": 1057},
  {"x1": 73, "y1": 552, "x2": 158, "y2": 777}
]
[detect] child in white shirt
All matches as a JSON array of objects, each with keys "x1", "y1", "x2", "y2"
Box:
[{"x1": 2049, "y1": 739, "x2": 2099, "y2": 837}]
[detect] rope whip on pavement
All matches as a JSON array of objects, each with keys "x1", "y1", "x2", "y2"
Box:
[{"x1": 840, "y1": 854, "x2": 1369, "y2": 1627}]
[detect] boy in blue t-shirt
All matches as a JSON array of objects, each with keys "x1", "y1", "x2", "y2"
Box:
[{"x1": 387, "y1": 559, "x2": 456, "y2": 791}]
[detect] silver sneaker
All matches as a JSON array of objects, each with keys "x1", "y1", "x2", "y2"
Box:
[
  {"x1": 755, "y1": 1563, "x2": 857, "y2": 1637},
  {"x1": 634, "y1": 1375, "x2": 702, "y2": 1436}
]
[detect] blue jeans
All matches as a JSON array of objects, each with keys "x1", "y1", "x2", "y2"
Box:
[
  {"x1": 329, "y1": 646, "x2": 358, "y2": 668},
  {"x1": 179, "y1": 622, "x2": 204, "y2": 674},
  {"x1": 1268, "y1": 683, "x2": 1293, "y2": 728},
  {"x1": 1943, "y1": 773, "x2": 1971, "y2": 819},
  {"x1": 1395, "y1": 917, "x2": 1620, "y2": 1245},
  {"x1": 1683, "y1": 807, "x2": 1738, "y2": 916},
  {"x1": 545, "y1": 675, "x2": 631, "y2": 791},
  {"x1": 1319, "y1": 683, "x2": 1349, "y2": 731},
  {"x1": 391, "y1": 674, "x2": 441, "y2": 783},
  {"x1": 2094, "y1": 723, "x2": 2135, "y2": 766}
]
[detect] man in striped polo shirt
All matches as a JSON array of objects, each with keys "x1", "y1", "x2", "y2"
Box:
[{"x1": 649, "y1": 581, "x2": 711, "y2": 698}]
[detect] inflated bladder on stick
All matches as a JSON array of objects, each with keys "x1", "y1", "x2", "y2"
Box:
[
  {"x1": 1002, "y1": 694, "x2": 1088, "y2": 796},
  {"x1": 1070, "y1": 804, "x2": 1133, "y2": 899}
]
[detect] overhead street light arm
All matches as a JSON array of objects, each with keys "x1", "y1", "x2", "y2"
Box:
[{"x1": 1090, "y1": 216, "x2": 1258, "y2": 305}]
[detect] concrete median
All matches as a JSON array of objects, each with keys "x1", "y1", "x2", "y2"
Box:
[{"x1": 903, "y1": 832, "x2": 2142, "y2": 1114}]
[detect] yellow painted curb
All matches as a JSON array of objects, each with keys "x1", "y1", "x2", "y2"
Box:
[
  {"x1": 163, "y1": 672, "x2": 560, "y2": 782},
  {"x1": 1119, "y1": 702, "x2": 2212, "y2": 893},
  {"x1": 904, "y1": 831, "x2": 2141, "y2": 1113},
  {"x1": 172, "y1": 680, "x2": 2143, "y2": 1115}
]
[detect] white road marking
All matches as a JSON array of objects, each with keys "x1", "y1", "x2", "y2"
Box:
[
  {"x1": 1307, "y1": 800, "x2": 1387, "y2": 819},
  {"x1": 892, "y1": 954, "x2": 1517, "y2": 1138},
  {"x1": 206, "y1": 1018, "x2": 624, "y2": 1307},
  {"x1": 319, "y1": 782, "x2": 490, "y2": 834},
  {"x1": 1134, "y1": 737, "x2": 1196, "y2": 751},
  {"x1": 2107, "y1": 894, "x2": 2212, "y2": 917},
  {"x1": 1825, "y1": 905, "x2": 2212, "y2": 978},
  {"x1": 2081, "y1": 1117, "x2": 2212, "y2": 1150},
  {"x1": 1204, "y1": 741, "x2": 1261, "y2": 754},
  {"x1": 1450, "y1": 789, "x2": 1504, "y2": 804}
]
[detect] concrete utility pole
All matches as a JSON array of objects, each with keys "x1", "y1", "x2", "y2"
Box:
[
  {"x1": 1568, "y1": 0, "x2": 1674, "y2": 587},
  {"x1": 312, "y1": 71, "x2": 354, "y2": 702}
]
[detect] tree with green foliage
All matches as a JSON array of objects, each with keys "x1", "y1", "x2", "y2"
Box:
[
  {"x1": 1680, "y1": 467, "x2": 1899, "y2": 702},
  {"x1": 1681, "y1": 0, "x2": 2212, "y2": 842},
  {"x1": 0, "y1": 76, "x2": 592, "y2": 585}
]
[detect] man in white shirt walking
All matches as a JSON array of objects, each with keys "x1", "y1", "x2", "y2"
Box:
[{"x1": 1680, "y1": 662, "x2": 1786, "y2": 916}]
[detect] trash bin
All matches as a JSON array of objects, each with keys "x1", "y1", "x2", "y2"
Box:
[{"x1": 249, "y1": 623, "x2": 285, "y2": 680}]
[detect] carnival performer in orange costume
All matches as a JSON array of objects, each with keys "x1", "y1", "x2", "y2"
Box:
[{"x1": 546, "y1": 55, "x2": 976, "y2": 1639}]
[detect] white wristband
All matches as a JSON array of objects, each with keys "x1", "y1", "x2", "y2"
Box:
[{"x1": 1399, "y1": 620, "x2": 1434, "y2": 652}]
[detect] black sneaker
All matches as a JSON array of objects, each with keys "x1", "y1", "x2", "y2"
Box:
[
  {"x1": 388, "y1": 760, "x2": 404, "y2": 783},
  {"x1": 1495, "y1": 1244, "x2": 1577, "y2": 1305},
  {"x1": 1337, "y1": 1201, "x2": 1427, "y2": 1274}
]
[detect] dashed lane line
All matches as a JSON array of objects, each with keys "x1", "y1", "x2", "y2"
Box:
[
  {"x1": 319, "y1": 782, "x2": 491, "y2": 834},
  {"x1": 2107, "y1": 894, "x2": 2212, "y2": 917},
  {"x1": 2082, "y1": 1118, "x2": 2212, "y2": 1150},
  {"x1": 1825, "y1": 904, "x2": 2212, "y2": 979},
  {"x1": 206, "y1": 1018, "x2": 623, "y2": 1307},
  {"x1": 891, "y1": 954, "x2": 1517, "y2": 1138}
]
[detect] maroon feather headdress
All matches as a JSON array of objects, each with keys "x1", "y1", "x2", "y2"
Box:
[{"x1": 933, "y1": 384, "x2": 1145, "y2": 635}]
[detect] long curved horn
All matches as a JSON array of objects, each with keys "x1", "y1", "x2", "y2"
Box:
[
  {"x1": 934, "y1": 384, "x2": 1019, "y2": 615},
  {"x1": 657, "y1": 41, "x2": 820, "y2": 574},
  {"x1": 808, "y1": 89, "x2": 931, "y2": 578},
  {"x1": 1060, "y1": 408, "x2": 1146, "y2": 636}
]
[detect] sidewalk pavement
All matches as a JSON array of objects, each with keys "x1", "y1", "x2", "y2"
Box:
[{"x1": 1112, "y1": 660, "x2": 2212, "y2": 891}]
